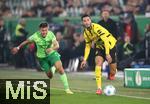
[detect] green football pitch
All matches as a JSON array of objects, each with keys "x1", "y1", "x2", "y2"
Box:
[{"x1": 0, "y1": 68, "x2": 150, "y2": 104}]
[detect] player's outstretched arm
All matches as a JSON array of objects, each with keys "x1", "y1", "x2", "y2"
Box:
[
  {"x1": 100, "y1": 36, "x2": 112, "y2": 63},
  {"x1": 80, "y1": 43, "x2": 91, "y2": 69},
  {"x1": 11, "y1": 39, "x2": 31, "y2": 54}
]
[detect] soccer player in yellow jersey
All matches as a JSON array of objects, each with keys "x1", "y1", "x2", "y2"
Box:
[{"x1": 80, "y1": 14, "x2": 117, "y2": 95}]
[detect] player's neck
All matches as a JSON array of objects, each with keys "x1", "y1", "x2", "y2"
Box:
[
  {"x1": 87, "y1": 25, "x2": 92, "y2": 30},
  {"x1": 104, "y1": 18, "x2": 108, "y2": 22}
]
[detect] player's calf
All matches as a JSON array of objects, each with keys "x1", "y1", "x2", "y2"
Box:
[
  {"x1": 108, "y1": 73, "x2": 115, "y2": 80},
  {"x1": 108, "y1": 63, "x2": 117, "y2": 80},
  {"x1": 108, "y1": 69, "x2": 117, "y2": 80}
]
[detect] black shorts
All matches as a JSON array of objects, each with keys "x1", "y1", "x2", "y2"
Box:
[{"x1": 95, "y1": 47, "x2": 117, "y2": 64}]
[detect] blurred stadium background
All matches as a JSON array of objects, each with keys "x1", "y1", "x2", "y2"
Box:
[{"x1": 0, "y1": 0, "x2": 150, "y2": 104}]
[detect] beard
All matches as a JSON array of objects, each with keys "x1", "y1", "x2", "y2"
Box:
[{"x1": 84, "y1": 23, "x2": 91, "y2": 28}]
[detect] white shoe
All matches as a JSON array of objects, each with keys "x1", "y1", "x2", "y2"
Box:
[{"x1": 65, "y1": 89, "x2": 74, "y2": 94}]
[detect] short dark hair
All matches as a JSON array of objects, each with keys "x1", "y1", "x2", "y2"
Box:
[
  {"x1": 101, "y1": 9, "x2": 110, "y2": 14},
  {"x1": 81, "y1": 14, "x2": 90, "y2": 20},
  {"x1": 39, "y1": 22, "x2": 48, "y2": 28},
  {"x1": 64, "y1": 18, "x2": 69, "y2": 22}
]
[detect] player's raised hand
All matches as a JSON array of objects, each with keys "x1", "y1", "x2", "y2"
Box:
[
  {"x1": 80, "y1": 60, "x2": 87, "y2": 69},
  {"x1": 11, "y1": 47, "x2": 19, "y2": 54}
]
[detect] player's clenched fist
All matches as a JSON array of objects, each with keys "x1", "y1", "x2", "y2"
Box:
[
  {"x1": 11, "y1": 47, "x2": 19, "y2": 54},
  {"x1": 80, "y1": 60, "x2": 86, "y2": 69}
]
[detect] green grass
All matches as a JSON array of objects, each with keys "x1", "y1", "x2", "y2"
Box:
[
  {"x1": 0, "y1": 68, "x2": 150, "y2": 104},
  {"x1": 50, "y1": 89, "x2": 149, "y2": 104}
]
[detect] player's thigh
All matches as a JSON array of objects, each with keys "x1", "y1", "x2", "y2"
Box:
[
  {"x1": 110, "y1": 47, "x2": 117, "y2": 64},
  {"x1": 47, "y1": 51, "x2": 62, "y2": 69},
  {"x1": 109, "y1": 63, "x2": 117, "y2": 74},
  {"x1": 109, "y1": 63, "x2": 117, "y2": 70},
  {"x1": 109, "y1": 47, "x2": 117, "y2": 73},
  {"x1": 95, "y1": 48, "x2": 105, "y2": 66},
  {"x1": 95, "y1": 56, "x2": 104, "y2": 66},
  {"x1": 38, "y1": 58, "x2": 50, "y2": 72},
  {"x1": 54, "y1": 60, "x2": 63, "y2": 70}
]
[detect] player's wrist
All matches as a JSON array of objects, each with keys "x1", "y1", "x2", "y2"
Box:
[
  {"x1": 16, "y1": 46, "x2": 20, "y2": 50},
  {"x1": 51, "y1": 47, "x2": 54, "y2": 50},
  {"x1": 83, "y1": 58, "x2": 86, "y2": 61}
]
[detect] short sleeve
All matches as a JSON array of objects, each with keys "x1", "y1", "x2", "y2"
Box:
[{"x1": 28, "y1": 34, "x2": 36, "y2": 42}]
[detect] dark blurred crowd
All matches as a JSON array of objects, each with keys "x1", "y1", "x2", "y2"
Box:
[
  {"x1": 0, "y1": 0, "x2": 150, "y2": 18},
  {"x1": 0, "y1": 0, "x2": 150, "y2": 71}
]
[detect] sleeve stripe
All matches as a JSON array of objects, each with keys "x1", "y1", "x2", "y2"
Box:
[
  {"x1": 86, "y1": 41, "x2": 91, "y2": 44},
  {"x1": 106, "y1": 34, "x2": 111, "y2": 37}
]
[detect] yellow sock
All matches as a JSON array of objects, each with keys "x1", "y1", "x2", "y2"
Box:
[{"x1": 95, "y1": 66, "x2": 102, "y2": 89}]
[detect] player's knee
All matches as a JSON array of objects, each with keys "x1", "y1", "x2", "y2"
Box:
[
  {"x1": 56, "y1": 65, "x2": 64, "y2": 74},
  {"x1": 110, "y1": 68, "x2": 117, "y2": 74},
  {"x1": 95, "y1": 57, "x2": 103, "y2": 66},
  {"x1": 55, "y1": 62, "x2": 64, "y2": 74},
  {"x1": 95, "y1": 60, "x2": 102, "y2": 66},
  {"x1": 47, "y1": 71, "x2": 53, "y2": 79},
  {"x1": 57, "y1": 67, "x2": 64, "y2": 74}
]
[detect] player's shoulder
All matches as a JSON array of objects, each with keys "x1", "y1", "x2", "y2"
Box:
[
  {"x1": 92, "y1": 23, "x2": 99, "y2": 26},
  {"x1": 92, "y1": 23, "x2": 100, "y2": 26},
  {"x1": 28, "y1": 31, "x2": 39, "y2": 41},
  {"x1": 32, "y1": 31, "x2": 39, "y2": 35},
  {"x1": 31, "y1": 31, "x2": 40, "y2": 37},
  {"x1": 47, "y1": 30, "x2": 55, "y2": 36},
  {"x1": 92, "y1": 23, "x2": 103, "y2": 31},
  {"x1": 47, "y1": 30, "x2": 56, "y2": 40},
  {"x1": 92, "y1": 23, "x2": 102, "y2": 29}
]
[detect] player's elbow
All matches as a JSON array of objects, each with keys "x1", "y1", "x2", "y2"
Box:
[{"x1": 56, "y1": 44, "x2": 59, "y2": 49}]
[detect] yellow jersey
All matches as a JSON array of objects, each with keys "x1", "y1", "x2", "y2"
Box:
[
  {"x1": 83, "y1": 23, "x2": 117, "y2": 55},
  {"x1": 15, "y1": 24, "x2": 24, "y2": 36}
]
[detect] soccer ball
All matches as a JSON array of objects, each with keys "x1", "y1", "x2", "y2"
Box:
[{"x1": 103, "y1": 85, "x2": 116, "y2": 96}]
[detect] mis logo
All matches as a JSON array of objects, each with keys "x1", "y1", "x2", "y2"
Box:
[{"x1": 0, "y1": 79, "x2": 50, "y2": 104}]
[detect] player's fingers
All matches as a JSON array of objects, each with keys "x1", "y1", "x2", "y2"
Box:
[
  {"x1": 11, "y1": 48, "x2": 17, "y2": 54},
  {"x1": 80, "y1": 63, "x2": 85, "y2": 69},
  {"x1": 11, "y1": 49, "x2": 14, "y2": 54},
  {"x1": 108, "y1": 58, "x2": 112, "y2": 64},
  {"x1": 80, "y1": 64, "x2": 83, "y2": 69},
  {"x1": 82, "y1": 63, "x2": 86, "y2": 69}
]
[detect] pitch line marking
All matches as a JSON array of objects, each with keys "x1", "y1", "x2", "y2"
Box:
[{"x1": 51, "y1": 87, "x2": 150, "y2": 100}]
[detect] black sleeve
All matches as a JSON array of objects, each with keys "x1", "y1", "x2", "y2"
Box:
[
  {"x1": 112, "y1": 21, "x2": 118, "y2": 39},
  {"x1": 132, "y1": 21, "x2": 139, "y2": 44},
  {"x1": 18, "y1": 28, "x2": 28, "y2": 36},
  {"x1": 0, "y1": 27, "x2": 6, "y2": 42}
]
